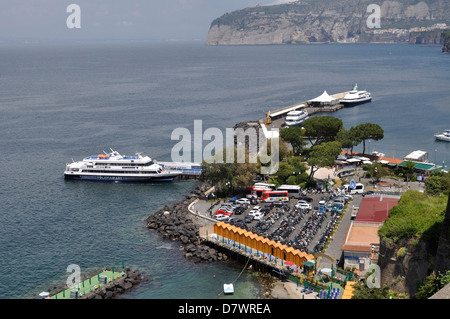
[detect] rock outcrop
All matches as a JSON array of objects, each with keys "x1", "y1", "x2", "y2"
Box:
[
  {"x1": 206, "y1": 0, "x2": 450, "y2": 45},
  {"x1": 84, "y1": 269, "x2": 147, "y2": 299},
  {"x1": 146, "y1": 183, "x2": 228, "y2": 263},
  {"x1": 434, "y1": 192, "x2": 450, "y2": 273},
  {"x1": 378, "y1": 238, "x2": 434, "y2": 297}
]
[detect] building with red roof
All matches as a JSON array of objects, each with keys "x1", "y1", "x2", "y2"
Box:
[
  {"x1": 355, "y1": 196, "x2": 398, "y2": 224},
  {"x1": 341, "y1": 196, "x2": 399, "y2": 274}
]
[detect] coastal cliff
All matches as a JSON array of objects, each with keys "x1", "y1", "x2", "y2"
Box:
[
  {"x1": 376, "y1": 191, "x2": 450, "y2": 298},
  {"x1": 206, "y1": 0, "x2": 450, "y2": 45},
  {"x1": 443, "y1": 31, "x2": 450, "y2": 52}
]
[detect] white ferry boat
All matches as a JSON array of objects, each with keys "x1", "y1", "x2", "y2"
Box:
[
  {"x1": 435, "y1": 129, "x2": 450, "y2": 142},
  {"x1": 340, "y1": 84, "x2": 372, "y2": 106},
  {"x1": 285, "y1": 110, "x2": 309, "y2": 126},
  {"x1": 64, "y1": 149, "x2": 181, "y2": 182}
]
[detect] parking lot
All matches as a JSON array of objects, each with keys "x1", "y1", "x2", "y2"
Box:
[{"x1": 210, "y1": 192, "x2": 356, "y2": 256}]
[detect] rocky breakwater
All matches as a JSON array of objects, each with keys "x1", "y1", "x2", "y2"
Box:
[
  {"x1": 146, "y1": 183, "x2": 228, "y2": 263},
  {"x1": 84, "y1": 269, "x2": 147, "y2": 299}
]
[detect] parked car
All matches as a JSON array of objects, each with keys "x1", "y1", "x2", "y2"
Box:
[
  {"x1": 233, "y1": 206, "x2": 245, "y2": 215},
  {"x1": 244, "y1": 215, "x2": 254, "y2": 223},
  {"x1": 234, "y1": 219, "x2": 247, "y2": 229},
  {"x1": 214, "y1": 214, "x2": 230, "y2": 221},
  {"x1": 253, "y1": 212, "x2": 265, "y2": 220},
  {"x1": 227, "y1": 217, "x2": 241, "y2": 225},
  {"x1": 298, "y1": 196, "x2": 313, "y2": 202},
  {"x1": 272, "y1": 201, "x2": 283, "y2": 207},
  {"x1": 249, "y1": 206, "x2": 261, "y2": 216},
  {"x1": 236, "y1": 198, "x2": 251, "y2": 206},
  {"x1": 295, "y1": 202, "x2": 312, "y2": 210}
]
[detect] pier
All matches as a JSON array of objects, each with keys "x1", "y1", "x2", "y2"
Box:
[
  {"x1": 199, "y1": 230, "x2": 346, "y2": 298},
  {"x1": 158, "y1": 161, "x2": 202, "y2": 179},
  {"x1": 37, "y1": 267, "x2": 146, "y2": 299},
  {"x1": 262, "y1": 91, "x2": 349, "y2": 131}
]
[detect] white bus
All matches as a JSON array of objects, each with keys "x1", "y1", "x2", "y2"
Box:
[
  {"x1": 246, "y1": 186, "x2": 272, "y2": 199},
  {"x1": 253, "y1": 183, "x2": 276, "y2": 189},
  {"x1": 277, "y1": 185, "x2": 301, "y2": 197},
  {"x1": 261, "y1": 190, "x2": 289, "y2": 202}
]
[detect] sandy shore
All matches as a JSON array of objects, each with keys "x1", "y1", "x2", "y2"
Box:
[{"x1": 270, "y1": 280, "x2": 318, "y2": 299}]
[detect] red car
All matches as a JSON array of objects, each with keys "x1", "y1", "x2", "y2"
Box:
[{"x1": 214, "y1": 209, "x2": 232, "y2": 221}]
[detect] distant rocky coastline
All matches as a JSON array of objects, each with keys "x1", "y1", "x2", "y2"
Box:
[
  {"x1": 443, "y1": 31, "x2": 450, "y2": 53},
  {"x1": 206, "y1": 0, "x2": 450, "y2": 46}
]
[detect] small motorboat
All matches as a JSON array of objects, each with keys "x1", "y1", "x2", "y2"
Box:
[
  {"x1": 223, "y1": 283, "x2": 234, "y2": 294},
  {"x1": 434, "y1": 129, "x2": 450, "y2": 142}
]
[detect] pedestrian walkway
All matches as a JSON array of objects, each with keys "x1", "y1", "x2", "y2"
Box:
[{"x1": 43, "y1": 269, "x2": 125, "y2": 299}]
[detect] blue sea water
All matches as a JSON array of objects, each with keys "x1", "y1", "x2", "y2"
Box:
[{"x1": 0, "y1": 42, "x2": 449, "y2": 299}]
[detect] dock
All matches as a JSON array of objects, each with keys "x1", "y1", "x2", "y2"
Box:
[
  {"x1": 262, "y1": 91, "x2": 349, "y2": 131},
  {"x1": 158, "y1": 161, "x2": 202, "y2": 179}
]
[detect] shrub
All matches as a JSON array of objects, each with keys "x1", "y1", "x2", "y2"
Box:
[
  {"x1": 378, "y1": 191, "x2": 447, "y2": 244},
  {"x1": 396, "y1": 247, "x2": 408, "y2": 259}
]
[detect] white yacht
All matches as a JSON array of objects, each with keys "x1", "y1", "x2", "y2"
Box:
[
  {"x1": 64, "y1": 149, "x2": 181, "y2": 182},
  {"x1": 435, "y1": 129, "x2": 450, "y2": 142},
  {"x1": 285, "y1": 110, "x2": 309, "y2": 126},
  {"x1": 340, "y1": 84, "x2": 372, "y2": 106}
]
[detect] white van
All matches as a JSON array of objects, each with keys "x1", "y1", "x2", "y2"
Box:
[
  {"x1": 236, "y1": 198, "x2": 250, "y2": 205},
  {"x1": 349, "y1": 183, "x2": 365, "y2": 194}
]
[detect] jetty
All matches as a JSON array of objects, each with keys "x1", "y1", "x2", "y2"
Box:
[
  {"x1": 37, "y1": 267, "x2": 146, "y2": 299},
  {"x1": 262, "y1": 91, "x2": 349, "y2": 131},
  {"x1": 158, "y1": 161, "x2": 202, "y2": 179}
]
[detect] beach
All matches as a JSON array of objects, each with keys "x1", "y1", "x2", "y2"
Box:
[{"x1": 270, "y1": 280, "x2": 318, "y2": 299}]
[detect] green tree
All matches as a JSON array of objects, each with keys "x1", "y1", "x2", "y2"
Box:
[
  {"x1": 200, "y1": 147, "x2": 258, "y2": 195},
  {"x1": 425, "y1": 170, "x2": 450, "y2": 196},
  {"x1": 307, "y1": 141, "x2": 342, "y2": 180},
  {"x1": 302, "y1": 116, "x2": 343, "y2": 147},
  {"x1": 369, "y1": 162, "x2": 390, "y2": 182},
  {"x1": 416, "y1": 270, "x2": 450, "y2": 299},
  {"x1": 280, "y1": 125, "x2": 305, "y2": 156},
  {"x1": 354, "y1": 123, "x2": 384, "y2": 154},
  {"x1": 276, "y1": 162, "x2": 296, "y2": 185},
  {"x1": 336, "y1": 126, "x2": 361, "y2": 153}
]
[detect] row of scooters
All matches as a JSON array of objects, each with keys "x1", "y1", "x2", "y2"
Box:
[
  {"x1": 312, "y1": 210, "x2": 340, "y2": 253},
  {"x1": 250, "y1": 206, "x2": 289, "y2": 237},
  {"x1": 267, "y1": 207, "x2": 308, "y2": 244},
  {"x1": 288, "y1": 211, "x2": 327, "y2": 252}
]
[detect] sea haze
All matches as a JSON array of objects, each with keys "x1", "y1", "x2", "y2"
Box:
[{"x1": 0, "y1": 42, "x2": 449, "y2": 299}]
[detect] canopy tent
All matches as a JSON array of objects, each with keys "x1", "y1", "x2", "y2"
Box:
[
  {"x1": 309, "y1": 91, "x2": 336, "y2": 103},
  {"x1": 404, "y1": 150, "x2": 428, "y2": 162},
  {"x1": 302, "y1": 260, "x2": 316, "y2": 267}
]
